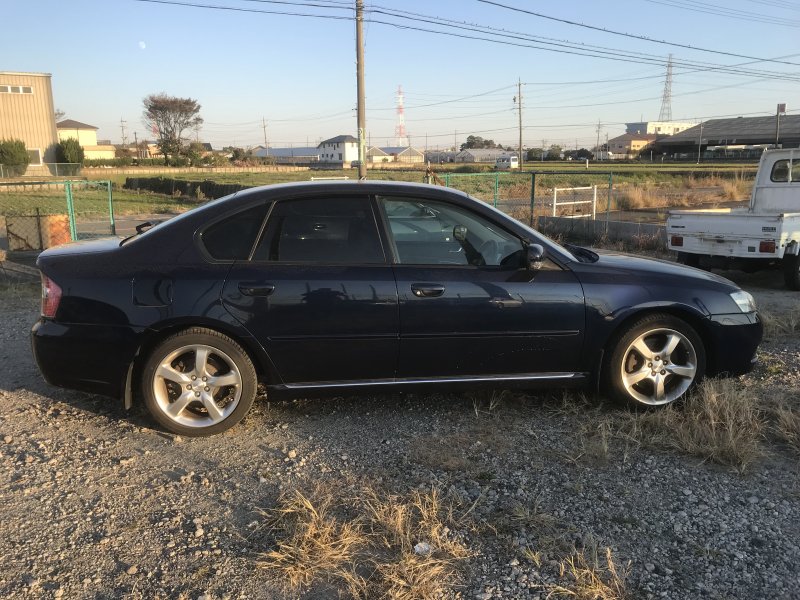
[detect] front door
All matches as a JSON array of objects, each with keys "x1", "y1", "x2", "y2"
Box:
[{"x1": 377, "y1": 195, "x2": 585, "y2": 379}]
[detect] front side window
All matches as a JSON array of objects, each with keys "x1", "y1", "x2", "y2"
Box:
[
  {"x1": 201, "y1": 203, "x2": 270, "y2": 260},
  {"x1": 378, "y1": 196, "x2": 523, "y2": 267},
  {"x1": 253, "y1": 196, "x2": 385, "y2": 264}
]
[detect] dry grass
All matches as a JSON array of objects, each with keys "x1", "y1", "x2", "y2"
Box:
[
  {"x1": 759, "y1": 309, "x2": 800, "y2": 339},
  {"x1": 773, "y1": 405, "x2": 800, "y2": 452},
  {"x1": 622, "y1": 378, "x2": 764, "y2": 473},
  {"x1": 256, "y1": 488, "x2": 367, "y2": 595},
  {"x1": 547, "y1": 547, "x2": 631, "y2": 600},
  {"x1": 257, "y1": 485, "x2": 475, "y2": 598}
]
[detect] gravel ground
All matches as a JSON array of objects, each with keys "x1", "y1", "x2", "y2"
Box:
[{"x1": 0, "y1": 264, "x2": 798, "y2": 600}]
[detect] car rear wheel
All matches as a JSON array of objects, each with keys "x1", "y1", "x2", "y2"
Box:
[
  {"x1": 605, "y1": 314, "x2": 705, "y2": 408},
  {"x1": 142, "y1": 328, "x2": 257, "y2": 436}
]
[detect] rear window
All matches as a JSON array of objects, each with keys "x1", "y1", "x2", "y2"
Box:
[{"x1": 201, "y1": 204, "x2": 270, "y2": 260}]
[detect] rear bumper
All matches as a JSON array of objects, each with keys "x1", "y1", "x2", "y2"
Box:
[
  {"x1": 705, "y1": 312, "x2": 763, "y2": 376},
  {"x1": 31, "y1": 319, "x2": 143, "y2": 398}
]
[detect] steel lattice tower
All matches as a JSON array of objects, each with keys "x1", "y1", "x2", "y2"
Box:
[
  {"x1": 658, "y1": 55, "x2": 673, "y2": 122},
  {"x1": 394, "y1": 85, "x2": 409, "y2": 147}
]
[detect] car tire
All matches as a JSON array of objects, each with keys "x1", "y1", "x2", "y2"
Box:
[
  {"x1": 604, "y1": 313, "x2": 706, "y2": 408},
  {"x1": 782, "y1": 254, "x2": 800, "y2": 291},
  {"x1": 142, "y1": 328, "x2": 257, "y2": 436}
]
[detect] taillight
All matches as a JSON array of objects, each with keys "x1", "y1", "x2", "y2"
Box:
[
  {"x1": 41, "y1": 274, "x2": 62, "y2": 318},
  {"x1": 759, "y1": 240, "x2": 776, "y2": 253},
  {"x1": 671, "y1": 235, "x2": 683, "y2": 247}
]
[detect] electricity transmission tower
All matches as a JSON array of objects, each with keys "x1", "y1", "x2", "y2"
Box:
[{"x1": 658, "y1": 55, "x2": 673, "y2": 122}]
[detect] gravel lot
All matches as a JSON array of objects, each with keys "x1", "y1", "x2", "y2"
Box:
[{"x1": 0, "y1": 263, "x2": 798, "y2": 599}]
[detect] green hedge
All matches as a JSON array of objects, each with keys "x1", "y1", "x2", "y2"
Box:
[{"x1": 124, "y1": 176, "x2": 252, "y2": 199}]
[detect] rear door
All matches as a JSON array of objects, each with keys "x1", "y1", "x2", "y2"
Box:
[
  {"x1": 221, "y1": 195, "x2": 399, "y2": 384},
  {"x1": 377, "y1": 195, "x2": 585, "y2": 379}
]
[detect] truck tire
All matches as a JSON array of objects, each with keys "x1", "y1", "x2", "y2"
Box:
[{"x1": 783, "y1": 254, "x2": 800, "y2": 291}]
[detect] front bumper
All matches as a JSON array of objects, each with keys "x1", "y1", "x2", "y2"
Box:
[
  {"x1": 31, "y1": 319, "x2": 143, "y2": 398},
  {"x1": 705, "y1": 312, "x2": 763, "y2": 376}
]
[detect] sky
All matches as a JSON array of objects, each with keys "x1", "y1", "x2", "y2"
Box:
[{"x1": 3, "y1": 0, "x2": 799, "y2": 151}]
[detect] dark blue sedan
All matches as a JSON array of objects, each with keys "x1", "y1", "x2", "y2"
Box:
[{"x1": 31, "y1": 181, "x2": 762, "y2": 436}]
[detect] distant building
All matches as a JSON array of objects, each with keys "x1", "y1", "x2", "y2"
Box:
[
  {"x1": 253, "y1": 145, "x2": 320, "y2": 163},
  {"x1": 56, "y1": 119, "x2": 115, "y2": 160},
  {"x1": 606, "y1": 133, "x2": 658, "y2": 159},
  {"x1": 455, "y1": 148, "x2": 508, "y2": 163},
  {"x1": 425, "y1": 150, "x2": 456, "y2": 163},
  {"x1": 0, "y1": 71, "x2": 58, "y2": 175},
  {"x1": 318, "y1": 135, "x2": 359, "y2": 164},
  {"x1": 653, "y1": 115, "x2": 800, "y2": 158},
  {"x1": 625, "y1": 121, "x2": 695, "y2": 136},
  {"x1": 367, "y1": 146, "x2": 424, "y2": 164}
]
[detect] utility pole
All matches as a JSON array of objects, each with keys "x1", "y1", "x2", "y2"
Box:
[
  {"x1": 541, "y1": 139, "x2": 547, "y2": 162},
  {"x1": 696, "y1": 122, "x2": 704, "y2": 164},
  {"x1": 262, "y1": 117, "x2": 269, "y2": 155},
  {"x1": 133, "y1": 131, "x2": 138, "y2": 158},
  {"x1": 775, "y1": 103, "x2": 786, "y2": 148},
  {"x1": 355, "y1": 0, "x2": 367, "y2": 179},
  {"x1": 516, "y1": 78, "x2": 523, "y2": 169},
  {"x1": 595, "y1": 120, "x2": 602, "y2": 160},
  {"x1": 454, "y1": 130, "x2": 457, "y2": 152},
  {"x1": 120, "y1": 118, "x2": 128, "y2": 146}
]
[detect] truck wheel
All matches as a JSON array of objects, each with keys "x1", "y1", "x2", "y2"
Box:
[
  {"x1": 783, "y1": 254, "x2": 800, "y2": 291},
  {"x1": 677, "y1": 252, "x2": 700, "y2": 268}
]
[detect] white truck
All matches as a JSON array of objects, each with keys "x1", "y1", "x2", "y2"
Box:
[{"x1": 667, "y1": 149, "x2": 800, "y2": 290}]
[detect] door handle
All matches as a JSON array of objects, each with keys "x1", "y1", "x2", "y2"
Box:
[
  {"x1": 411, "y1": 283, "x2": 445, "y2": 298},
  {"x1": 238, "y1": 283, "x2": 275, "y2": 296}
]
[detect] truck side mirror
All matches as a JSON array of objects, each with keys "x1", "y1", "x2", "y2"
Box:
[{"x1": 526, "y1": 244, "x2": 545, "y2": 271}]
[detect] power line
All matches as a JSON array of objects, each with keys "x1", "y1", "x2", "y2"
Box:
[
  {"x1": 642, "y1": 0, "x2": 800, "y2": 26},
  {"x1": 476, "y1": 0, "x2": 800, "y2": 58}
]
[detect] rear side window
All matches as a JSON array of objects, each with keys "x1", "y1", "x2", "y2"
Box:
[
  {"x1": 252, "y1": 196, "x2": 385, "y2": 263},
  {"x1": 770, "y1": 160, "x2": 799, "y2": 183},
  {"x1": 201, "y1": 203, "x2": 270, "y2": 260}
]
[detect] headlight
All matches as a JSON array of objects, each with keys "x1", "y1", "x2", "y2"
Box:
[{"x1": 730, "y1": 290, "x2": 756, "y2": 313}]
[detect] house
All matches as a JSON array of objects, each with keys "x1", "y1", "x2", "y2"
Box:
[
  {"x1": 253, "y1": 145, "x2": 320, "y2": 163},
  {"x1": 455, "y1": 148, "x2": 508, "y2": 163},
  {"x1": 0, "y1": 71, "x2": 59, "y2": 175},
  {"x1": 606, "y1": 133, "x2": 657, "y2": 159},
  {"x1": 424, "y1": 150, "x2": 456, "y2": 164},
  {"x1": 318, "y1": 135, "x2": 359, "y2": 164},
  {"x1": 56, "y1": 119, "x2": 115, "y2": 160}
]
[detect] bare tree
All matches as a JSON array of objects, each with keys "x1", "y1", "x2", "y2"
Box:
[
  {"x1": 54, "y1": 108, "x2": 66, "y2": 122},
  {"x1": 142, "y1": 93, "x2": 203, "y2": 164}
]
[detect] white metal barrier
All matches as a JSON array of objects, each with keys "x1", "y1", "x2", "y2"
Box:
[
  {"x1": 310, "y1": 176, "x2": 350, "y2": 181},
  {"x1": 552, "y1": 185, "x2": 597, "y2": 219}
]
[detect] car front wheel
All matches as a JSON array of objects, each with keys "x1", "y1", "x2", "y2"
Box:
[
  {"x1": 606, "y1": 314, "x2": 706, "y2": 408},
  {"x1": 142, "y1": 328, "x2": 257, "y2": 436}
]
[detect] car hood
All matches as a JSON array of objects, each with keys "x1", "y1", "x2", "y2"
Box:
[{"x1": 579, "y1": 249, "x2": 739, "y2": 290}]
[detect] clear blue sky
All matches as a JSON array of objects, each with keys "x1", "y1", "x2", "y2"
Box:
[{"x1": 3, "y1": 0, "x2": 798, "y2": 150}]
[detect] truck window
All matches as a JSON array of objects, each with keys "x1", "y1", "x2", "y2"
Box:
[{"x1": 770, "y1": 160, "x2": 799, "y2": 183}]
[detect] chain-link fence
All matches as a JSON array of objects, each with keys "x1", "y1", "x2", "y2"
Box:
[
  {"x1": 0, "y1": 163, "x2": 82, "y2": 178},
  {"x1": 0, "y1": 180, "x2": 114, "y2": 253}
]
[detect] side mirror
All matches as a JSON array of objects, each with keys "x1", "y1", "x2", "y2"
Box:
[
  {"x1": 526, "y1": 243, "x2": 545, "y2": 271},
  {"x1": 453, "y1": 225, "x2": 468, "y2": 242}
]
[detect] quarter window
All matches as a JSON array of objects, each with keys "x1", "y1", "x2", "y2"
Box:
[
  {"x1": 253, "y1": 197, "x2": 384, "y2": 263},
  {"x1": 378, "y1": 196, "x2": 524, "y2": 267},
  {"x1": 201, "y1": 203, "x2": 270, "y2": 260}
]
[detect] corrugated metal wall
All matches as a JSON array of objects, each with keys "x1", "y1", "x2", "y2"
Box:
[{"x1": 0, "y1": 72, "x2": 59, "y2": 172}]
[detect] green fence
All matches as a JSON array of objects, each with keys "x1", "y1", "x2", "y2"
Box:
[
  {"x1": 443, "y1": 171, "x2": 614, "y2": 227},
  {"x1": 0, "y1": 180, "x2": 114, "y2": 252}
]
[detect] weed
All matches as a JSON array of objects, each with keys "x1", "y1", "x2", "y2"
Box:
[
  {"x1": 257, "y1": 485, "x2": 475, "y2": 598},
  {"x1": 622, "y1": 378, "x2": 764, "y2": 473},
  {"x1": 548, "y1": 546, "x2": 631, "y2": 600},
  {"x1": 773, "y1": 405, "x2": 800, "y2": 452}
]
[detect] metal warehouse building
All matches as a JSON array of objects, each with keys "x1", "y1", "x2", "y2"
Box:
[{"x1": 653, "y1": 115, "x2": 800, "y2": 159}]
